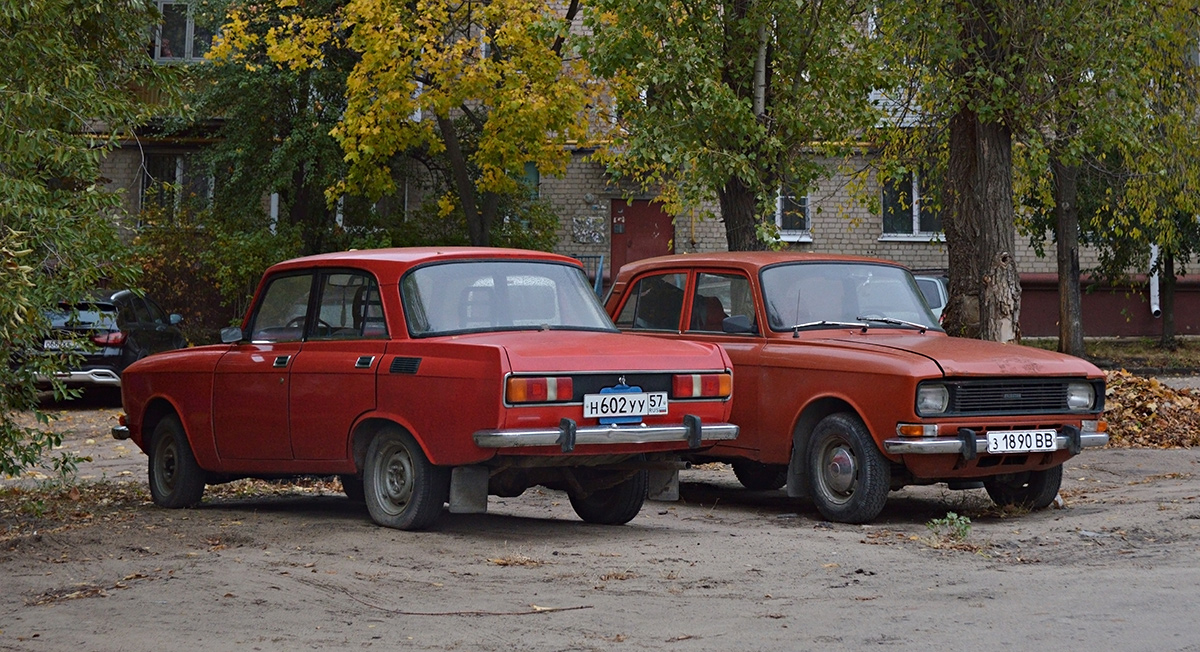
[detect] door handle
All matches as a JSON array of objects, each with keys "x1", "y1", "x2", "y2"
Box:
[
  {"x1": 273, "y1": 355, "x2": 291, "y2": 368},
  {"x1": 355, "y1": 355, "x2": 375, "y2": 369}
]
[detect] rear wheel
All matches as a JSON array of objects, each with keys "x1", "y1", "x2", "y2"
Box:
[
  {"x1": 984, "y1": 465, "x2": 1062, "y2": 510},
  {"x1": 148, "y1": 415, "x2": 206, "y2": 508},
  {"x1": 732, "y1": 460, "x2": 787, "y2": 491},
  {"x1": 807, "y1": 413, "x2": 890, "y2": 524},
  {"x1": 363, "y1": 428, "x2": 447, "y2": 530},
  {"x1": 569, "y1": 471, "x2": 648, "y2": 525}
]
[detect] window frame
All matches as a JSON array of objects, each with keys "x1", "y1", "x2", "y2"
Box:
[
  {"x1": 153, "y1": 1, "x2": 213, "y2": 63},
  {"x1": 879, "y1": 170, "x2": 944, "y2": 242},
  {"x1": 775, "y1": 183, "x2": 812, "y2": 243}
]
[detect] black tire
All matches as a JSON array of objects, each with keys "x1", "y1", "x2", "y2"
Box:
[
  {"x1": 732, "y1": 460, "x2": 787, "y2": 491},
  {"x1": 339, "y1": 474, "x2": 365, "y2": 502},
  {"x1": 807, "y1": 412, "x2": 890, "y2": 524},
  {"x1": 984, "y1": 465, "x2": 1063, "y2": 510},
  {"x1": 148, "y1": 415, "x2": 206, "y2": 508},
  {"x1": 362, "y1": 428, "x2": 448, "y2": 530},
  {"x1": 568, "y1": 471, "x2": 648, "y2": 525}
]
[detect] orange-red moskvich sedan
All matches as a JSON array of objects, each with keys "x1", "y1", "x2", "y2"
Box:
[
  {"x1": 114, "y1": 247, "x2": 737, "y2": 530},
  {"x1": 605, "y1": 252, "x2": 1107, "y2": 524}
]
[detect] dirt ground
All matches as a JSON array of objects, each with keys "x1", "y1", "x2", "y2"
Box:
[{"x1": 3, "y1": 391, "x2": 1200, "y2": 651}]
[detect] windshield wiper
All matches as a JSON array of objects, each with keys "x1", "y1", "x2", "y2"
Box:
[
  {"x1": 791, "y1": 320, "x2": 868, "y2": 337},
  {"x1": 856, "y1": 316, "x2": 928, "y2": 334}
]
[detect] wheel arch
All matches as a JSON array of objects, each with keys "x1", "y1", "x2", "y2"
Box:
[
  {"x1": 349, "y1": 417, "x2": 423, "y2": 474},
  {"x1": 785, "y1": 397, "x2": 858, "y2": 499}
]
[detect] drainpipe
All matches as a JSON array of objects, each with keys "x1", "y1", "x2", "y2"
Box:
[{"x1": 1150, "y1": 244, "x2": 1162, "y2": 318}]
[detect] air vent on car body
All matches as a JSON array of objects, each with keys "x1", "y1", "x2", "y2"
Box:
[{"x1": 390, "y1": 357, "x2": 422, "y2": 374}]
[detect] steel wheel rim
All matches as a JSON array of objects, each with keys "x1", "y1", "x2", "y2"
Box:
[
  {"x1": 154, "y1": 437, "x2": 179, "y2": 495},
  {"x1": 818, "y1": 439, "x2": 858, "y2": 504},
  {"x1": 375, "y1": 441, "x2": 415, "y2": 516}
]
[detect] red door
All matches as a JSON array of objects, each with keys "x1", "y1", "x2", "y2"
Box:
[{"x1": 611, "y1": 199, "x2": 675, "y2": 273}]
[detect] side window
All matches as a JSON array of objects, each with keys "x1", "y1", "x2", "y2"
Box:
[
  {"x1": 312, "y1": 272, "x2": 388, "y2": 339},
  {"x1": 248, "y1": 274, "x2": 313, "y2": 342},
  {"x1": 116, "y1": 299, "x2": 138, "y2": 328},
  {"x1": 144, "y1": 297, "x2": 169, "y2": 324},
  {"x1": 688, "y1": 273, "x2": 756, "y2": 333},
  {"x1": 615, "y1": 273, "x2": 687, "y2": 331},
  {"x1": 130, "y1": 297, "x2": 153, "y2": 324}
]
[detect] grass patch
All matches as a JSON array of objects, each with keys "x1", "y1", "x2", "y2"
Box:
[{"x1": 1023, "y1": 337, "x2": 1200, "y2": 371}]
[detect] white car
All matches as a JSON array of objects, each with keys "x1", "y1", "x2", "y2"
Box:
[{"x1": 915, "y1": 274, "x2": 948, "y2": 323}]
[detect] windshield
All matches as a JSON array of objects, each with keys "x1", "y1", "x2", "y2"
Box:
[
  {"x1": 402, "y1": 260, "x2": 617, "y2": 336},
  {"x1": 761, "y1": 262, "x2": 941, "y2": 332}
]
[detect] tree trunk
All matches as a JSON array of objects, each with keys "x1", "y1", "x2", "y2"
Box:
[
  {"x1": 289, "y1": 164, "x2": 329, "y2": 256},
  {"x1": 1052, "y1": 157, "x2": 1084, "y2": 356},
  {"x1": 943, "y1": 107, "x2": 1020, "y2": 343},
  {"x1": 1161, "y1": 253, "x2": 1177, "y2": 348},
  {"x1": 719, "y1": 176, "x2": 768, "y2": 251},
  {"x1": 437, "y1": 113, "x2": 488, "y2": 246}
]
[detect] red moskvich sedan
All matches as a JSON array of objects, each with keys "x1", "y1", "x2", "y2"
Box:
[{"x1": 114, "y1": 248, "x2": 737, "y2": 530}]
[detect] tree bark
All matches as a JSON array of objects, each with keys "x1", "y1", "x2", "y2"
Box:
[
  {"x1": 437, "y1": 113, "x2": 488, "y2": 246},
  {"x1": 1161, "y1": 253, "x2": 1177, "y2": 348},
  {"x1": 943, "y1": 107, "x2": 1020, "y2": 343},
  {"x1": 1052, "y1": 157, "x2": 1084, "y2": 356},
  {"x1": 719, "y1": 176, "x2": 768, "y2": 251}
]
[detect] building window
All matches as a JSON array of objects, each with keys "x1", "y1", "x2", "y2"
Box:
[
  {"x1": 154, "y1": 2, "x2": 213, "y2": 62},
  {"x1": 881, "y1": 171, "x2": 942, "y2": 239},
  {"x1": 141, "y1": 152, "x2": 212, "y2": 218},
  {"x1": 776, "y1": 183, "x2": 811, "y2": 243}
]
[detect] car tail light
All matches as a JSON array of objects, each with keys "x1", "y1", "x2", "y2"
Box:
[
  {"x1": 672, "y1": 373, "x2": 732, "y2": 399},
  {"x1": 92, "y1": 331, "x2": 126, "y2": 347},
  {"x1": 507, "y1": 376, "x2": 573, "y2": 403}
]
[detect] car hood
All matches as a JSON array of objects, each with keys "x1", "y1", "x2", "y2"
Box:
[
  {"x1": 447, "y1": 330, "x2": 730, "y2": 373},
  {"x1": 812, "y1": 332, "x2": 1102, "y2": 378}
]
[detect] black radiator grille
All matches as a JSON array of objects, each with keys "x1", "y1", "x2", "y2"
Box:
[{"x1": 938, "y1": 378, "x2": 1104, "y2": 416}]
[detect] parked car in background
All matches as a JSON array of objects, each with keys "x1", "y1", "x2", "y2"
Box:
[
  {"x1": 39, "y1": 290, "x2": 186, "y2": 388},
  {"x1": 605, "y1": 252, "x2": 1107, "y2": 524},
  {"x1": 114, "y1": 248, "x2": 738, "y2": 530},
  {"x1": 914, "y1": 273, "x2": 949, "y2": 323}
]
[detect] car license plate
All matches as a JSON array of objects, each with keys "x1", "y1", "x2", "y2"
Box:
[
  {"x1": 42, "y1": 339, "x2": 80, "y2": 351},
  {"x1": 986, "y1": 429, "x2": 1058, "y2": 454},
  {"x1": 583, "y1": 391, "x2": 669, "y2": 420}
]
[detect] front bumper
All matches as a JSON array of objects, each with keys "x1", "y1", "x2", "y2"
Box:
[
  {"x1": 474, "y1": 415, "x2": 738, "y2": 453},
  {"x1": 883, "y1": 424, "x2": 1107, "y2": 457}
]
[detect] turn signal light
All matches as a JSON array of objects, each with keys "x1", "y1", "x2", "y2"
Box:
[
  {"x1": 672, "y1": 373, "x2": 732, "y2": 399},
  {"x1": 507, "y1": 376, "x2": 573, "y2": 403},
  {"x1": 92, "y1": 331, "x2": 127, "y2": 347}
]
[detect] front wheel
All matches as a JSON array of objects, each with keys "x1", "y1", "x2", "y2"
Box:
[
  {"x1": 568, "y1": 471, "x2": 648, "y2": 525},
  {"x1": 984, "y1": 465, "x2": 1062, "y2": 510},
  {"x1": 362, "y1": 428, "x2": 448, "y2": 530},
  {"x1": 148, "y1": 415, "x2": 206, "y2": 508},
  {"x1": 807, "y1": 412, "x2": 890, "y2": 524}
]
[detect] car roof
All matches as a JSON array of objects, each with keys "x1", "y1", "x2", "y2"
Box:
[
  {"x1": 265, "y1": 247, "x2": 584, "y2": 284},
  {"x1": 615, "y1": 251, "x2": 910, "y2": 279}
]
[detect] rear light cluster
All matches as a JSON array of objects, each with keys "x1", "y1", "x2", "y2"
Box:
[
  {"x1": 91, "y1": 331, "x2": 126, "y2": 347},
  {"x1": 672, "y1": 373, "x2": 732, "y2": 399},
  {"x1": 507, "y1": 376, "x2": 573, "y2": 404}
]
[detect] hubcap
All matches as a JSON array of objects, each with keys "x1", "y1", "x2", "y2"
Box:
[
  {"x1": 156, "y1": 438, "x2": 178, "y2": 493},
  {"x1": 824, "y1": 445, "x2": 857, "y2": 496},
  {"x1": 377, "y1": 443, "x2": 414, "y2": 515}
]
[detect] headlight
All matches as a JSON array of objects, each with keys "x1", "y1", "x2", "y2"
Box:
[
  {"x1": 1066, "y1": 382, "x2": 1095, "y2": 411},
  {"x1": 916, "y1": 384, "x2": 949, "y2": 415}
]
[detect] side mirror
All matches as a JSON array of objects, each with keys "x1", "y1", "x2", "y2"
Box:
[
  {"x1": 722, "y1": 314, "x2": 757, "y2": 334},
  {"x1": 169, "y1": 314, "x2": 183, "y2": 326},
  {"x1": 220, "y1": 327, "x2": 244, "y2": 344}
]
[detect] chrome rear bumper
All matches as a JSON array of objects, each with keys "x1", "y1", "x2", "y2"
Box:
[{"x1": 474, "y1": 416, "x2": 738, "y2": 453}]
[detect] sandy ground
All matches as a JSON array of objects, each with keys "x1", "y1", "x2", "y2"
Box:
[{"x1": 3, "y1": 389, "x2": 1200, "y2": 651}]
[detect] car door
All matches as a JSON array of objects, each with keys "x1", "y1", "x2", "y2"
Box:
[
  {"x1": 680, "y1": 270, "x2": 767, "y2": 456},
  {"x1": 288, "y1": 270, "x2": 388, "y2": 461},
  {"x1": 212, "y1": 272, "x2": 312, "y2": 461}
]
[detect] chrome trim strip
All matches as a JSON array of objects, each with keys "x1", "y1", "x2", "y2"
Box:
[{"x1": 883, "y1": 429, "x2": 1108, "y2": 455}]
